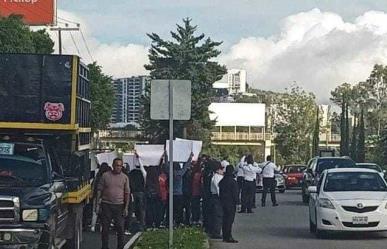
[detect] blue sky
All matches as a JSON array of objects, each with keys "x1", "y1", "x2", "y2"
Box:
[
  {"x1": 54, "y1": 0, "x2": 387, "y2": 102},
  {"x1": 58, "y1": 0, "x2": 387, "y2": 46}
]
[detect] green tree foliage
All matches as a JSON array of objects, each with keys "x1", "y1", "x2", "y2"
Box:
[
  {"x1": 140, "y1": 18, "x2": 227, "y2": 144},
  {"x1": 274, "y1": 86, "x2": 317, "y2": 164},
  {"x1": 0, "y1": 15, "x2": 54, "y2": 54},
  {"x1": 88, "y1": 62, "x2": 115, "y2": 131},
  {"x1": 357, "y1": 108, "x2": 366, "y2": 163}
]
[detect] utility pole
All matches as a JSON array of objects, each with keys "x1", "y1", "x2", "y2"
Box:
[{"x1": 50, "y1": 26, "x2": 80, "y2": 54}]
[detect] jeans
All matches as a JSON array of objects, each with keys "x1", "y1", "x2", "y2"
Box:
[
  {"x1": 173, "y1": 195, "x2": 184, "y2": 225},
  {"x1": 244, "y1": 180, "x2": 256, "y2": 212},
  {"x1": 191, "y1": 196, "x2": 201, "y2": 223},
  {"x1": 183, "y1": 195, "x2": 192, "y2": 225},
  {"x1": 101, "y1": 203, "x2": 125, "y2": 249},
  {"x1": 133, "y1": 192, "x2": 145, "y2": 227},
  {"x1": 146, "y1": 194, "x2": 162, "y2": 228},
  {"x1": 262, "y1": 177, "x2": 277, "y2": 205}
]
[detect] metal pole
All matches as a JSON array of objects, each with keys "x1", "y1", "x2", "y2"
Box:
[
  {"x1": 58, "y1": 28, "x2": 62, "y2": 55},
  {"x1": 168, "y1": 80, "x2": 174, "y2": 248}
]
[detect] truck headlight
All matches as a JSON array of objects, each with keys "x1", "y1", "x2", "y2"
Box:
[
  {"x1": 22, "y1": 209, "x2": 38, "y2": 221},
  {"x1": 318, "y1": 198, "x2": 335, "y2": 209}
]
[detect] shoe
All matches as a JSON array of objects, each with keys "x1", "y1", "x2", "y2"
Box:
[
  {"x1": 90, "y1": 226, "x2": 95, "y2": 232},
  {"x1": 273, "y1": 203, "x2": 279, "y2": 207},
  {"x1": 224, "y1": 239, "x2": 238, "y2": 243},
  {"x1": 238, "y1": 210, "x2": 246, "y2": 213},
  {"x1": 211, "y1": 234, "x2": 223, "y2": 239},
  {"x1": 247, "y1": 210, "x2": 254, "y2": 213}
]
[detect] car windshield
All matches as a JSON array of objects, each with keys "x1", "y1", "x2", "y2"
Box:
[
  {"x1": 285, "y1": 166, "x2": 306, "y2": 173},
  {"x1": 356, "y1": 164, "x2": 382, "y2": 172},
  {"x1": 0, "y1": 142, "x2": 48, "y2": 187},
  {"x1": 324, "y1": 172, "x2": 387, "y2": 192},
  {"x1": 316, "y1": 159, "x2": 355, "y2": 174}
]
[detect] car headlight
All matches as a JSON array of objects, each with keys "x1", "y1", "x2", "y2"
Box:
[
  {"x1": 22, "y1": 209, "x2": 38, "y2": 221},
  {"x1": 318, "y1": 198, "x2": 335, "y2": 209}
]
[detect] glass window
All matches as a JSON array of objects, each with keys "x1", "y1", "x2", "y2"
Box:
[{"x1": 324, "y1": 172, "x2": 387, "y2": 192}]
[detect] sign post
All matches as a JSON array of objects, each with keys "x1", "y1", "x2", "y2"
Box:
[{"x1": 150, "y1": 79, "x2": 191, "y2": 248}]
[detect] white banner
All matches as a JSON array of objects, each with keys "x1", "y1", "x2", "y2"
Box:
[
  {"x1": 134, "y1": 144, "x2": 165, "y2": 166},
  {"x1": 166, "y1": 140, "x2": 192, "y2": 162},
  {"x1": 96, "y1": 151, "x2": 118, "y2": 167},
  {"x1": 122, "y1": 154, "x2": 138, "y2": 171},
  {"x1": 176, "y1": 138, "x2": 202, "y2": 161}
]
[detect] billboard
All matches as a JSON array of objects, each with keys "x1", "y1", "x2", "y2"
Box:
[
  {"x1": 209, "y1": 103, "x2": 266, "y2": 127},
  {"x1": 0, "y1": 0, "x2": 56, "y2": 26}
]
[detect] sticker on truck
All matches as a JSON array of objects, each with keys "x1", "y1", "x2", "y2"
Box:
[{"x1": 0, "y1": 143, "x2": 14, "y2": 155}]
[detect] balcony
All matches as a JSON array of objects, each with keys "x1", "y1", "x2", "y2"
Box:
[{"x1": 212, "y1": 132, "x2": 272, "y2": 141}]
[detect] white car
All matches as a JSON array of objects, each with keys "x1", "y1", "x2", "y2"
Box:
[{"x1": 308, "y1": 168, "x2": 387, "y2": 238}]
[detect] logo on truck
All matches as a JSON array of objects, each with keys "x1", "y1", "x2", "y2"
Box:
[{"x1": 44, "y1": 102, "x2": 64, "y2": 121}]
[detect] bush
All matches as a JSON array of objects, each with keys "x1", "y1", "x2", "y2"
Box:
[{"x1": 134, "y1": 227, "x2": 207, "y2": 249}]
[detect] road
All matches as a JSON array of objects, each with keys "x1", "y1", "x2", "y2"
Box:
[
  {"x1": 211, "y1": 189, "x2": 387, "y2": 249},
  {"x1": 82, "y1": 229, "x2": 132, "y2": 249}
]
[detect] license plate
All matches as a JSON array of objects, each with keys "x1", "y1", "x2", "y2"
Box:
[
  {"x1": 0, "y1": 143, "x2": 14, "y2": 155},
  {"x1": 352, "y1": 216, "x2": 368, "y2": 224}
]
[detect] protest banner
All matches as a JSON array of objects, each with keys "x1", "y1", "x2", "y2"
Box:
[
  {"x1": 176, "y1": 138, "x2": 202, "y2": 161},
  {"x1": 166, "y1": 140, "x2": 192, "y2": 162},
  {"x1": 96, "y1": 151, "x2": 118, "y2": 166},
  {"x1": 134, "y1": 144, "x2": 164, "y2": 166}
]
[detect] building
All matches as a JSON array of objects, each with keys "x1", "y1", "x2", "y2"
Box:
[
  {"x1": 110, "y1": 76, "x2": 148, "y2": 127},
  {"x1": 213, "y1": 69, "x2": 247, "y2": 95}
]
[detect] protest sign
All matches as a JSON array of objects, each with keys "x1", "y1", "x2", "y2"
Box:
[
  {"x1": 134, "y1": 144, "x2": 165, "y2": 166},
  {"x1": 122, "y1": 154, "x2": 138, "y2": 171},
  {"x1": 166, "y1": 140, "x2": 192, "y2": 162},
  {"x1": 176, "y1": 138, "x2": 202, "y2": 161},
  {"x1": 96, "y1": 151, "x2": 118, "y2": 166}
]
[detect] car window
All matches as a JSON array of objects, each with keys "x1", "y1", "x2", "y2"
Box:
[
  {"x1": 324, "y1": 172, "x2": 387, "y2": 192},
  {"x1": 316, "y1": 159, "x2": 355, "y2": 174},
  {"x1": 287, "y1": 166, "x2": 306, "y2": 173}
]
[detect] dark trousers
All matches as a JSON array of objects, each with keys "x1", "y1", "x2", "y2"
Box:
[
  {"x1": 191, "y1": 196, "x2": 201, "y2": 223},
  {"x1": 158, "y1": 200, "x2": 168, "y2": 226},
  {"x1": 101, "y1": 203, "x2": 125, "y2": 249},
  {"x1": 237, "y1": 176, "x2": 244, "y2": 204},
  {"x1": 202, "y1": 196, "x2": 210, "y2": 232},
  {"x1": 241, "y1": 180, "x2": 255, "y2": 212},
  {"x1": 146, "y1": 195, "x2": 161, "y2": 228},
  {"x1": 183, "y1": 195, "x2": 192, "y2": 225},
  {"x1": 133, "y1": 192, "x2": 145, "y2": 227},
  {"x1": 262, "y1": 178, "x2": 277, "y2": 205},
  {"x1": 173, "y1": 195, "x2": 184, "y2": 225},
  {"x1": 222, "y1": 204, "x2": 236, "y2": 240},
  {"x1": 209, "y1": 195, "x2": 223, "y2": 236}
]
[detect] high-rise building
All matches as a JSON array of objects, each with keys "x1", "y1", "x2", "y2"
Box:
[
  {"x1": 110, "y1": 76, "x2": 148, "y2": 127},
  {"x1": 213, "y1": 69, "x2": 247, "y2": 95}
]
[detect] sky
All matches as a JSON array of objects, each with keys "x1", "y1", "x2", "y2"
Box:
[{"x1": 50, "y1": 0, "x2": 387, "y2": 103}]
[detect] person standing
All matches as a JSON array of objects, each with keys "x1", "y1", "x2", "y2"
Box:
[
  {"x1": 96, "y1": 158, "x2": 130, "y2": 249},
  {"x1": 128, "y1": 153, "x2": 147, "y2": 231},
  {"x1": 91, "y1": 163, "x2": 111, "y2": 232},
  {"x1": 219, "y1": 165, "x2": 239, "y2": 243},
  {"x1": 158, "y1": 162, "x2": 169, "y2": 227},
  {"x1": 191, "y1": 161, "x2": 202, "y2": 226},
  {"x1": 240, "y1": 155, "x2": 261, "y2": 213},
  {"x1": 236, "y1": 156, "x2": 245, "y2": 205},
  {"x1": 201, "y1": 155, "x2": 213, "y2": 233},
  {"x1": 261, "y1": 155, "x2": 279, "y2": 207},
  {"x1": 182, "y1": 165, "x2": 193, "y2": 226},
  {"x1": 209, "y1": 161, "x2": 224, "y2": 239},
  {"x1": 145, "y1": 166, "x2": 161, "y2": 229}
]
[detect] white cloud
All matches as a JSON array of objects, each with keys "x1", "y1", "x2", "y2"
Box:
[
  {"x1": 46, "y1": 10, "x2": 149, "y2": 78},
  {"x1": 219, "y1": 8, "x2": 387, "y2": 103}
]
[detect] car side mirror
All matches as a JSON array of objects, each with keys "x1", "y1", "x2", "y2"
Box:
[{"x1": 308, "y1": 186, "x2": 317, "y2": 193}]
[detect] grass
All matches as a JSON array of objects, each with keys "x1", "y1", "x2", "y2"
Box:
[{"x1": 133, "y1": 227, "x2": 208, "y2": 249}]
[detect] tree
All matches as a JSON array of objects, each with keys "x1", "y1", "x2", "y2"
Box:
[
  {"x1": 350, "y1": 114, "x2": 358, "y2": 161},
  {"x1": 88, "y1": 62, "x2": 115, "y2": 131},
  {"x1": 274, "y1": 86, "x2": 317, "y2": 164},
  {"x1": 0, "y1": 15, "x2": 54, "y2": 53},
  {"x1": 312, "y1": 106, "x2": 320, "y2": 157},
  {"x1": 140, "y1": 18, "x2": 227, "y2": 144},
  {"x1": 357, "y1": 108, "x2": 366, "y2": 163}
]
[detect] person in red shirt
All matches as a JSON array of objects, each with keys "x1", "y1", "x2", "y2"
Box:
[
  {"x1": 158, "y1": 156, "x2": 169, "y2": 227},
  {"x1": 191, "y1": 161, "x2": 202, "y2": 225}
]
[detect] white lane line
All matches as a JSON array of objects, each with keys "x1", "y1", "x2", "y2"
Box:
[{"x1": 123, "y1": 232, "x2": 142, "y2": 249}]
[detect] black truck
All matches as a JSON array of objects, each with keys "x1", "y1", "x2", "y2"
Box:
[{"x1": 0, "y1": 53, "x2": 92, "y2": 249}]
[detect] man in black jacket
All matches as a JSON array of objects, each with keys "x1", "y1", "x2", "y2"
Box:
[{"x1": 219, "y1": 165, "x2": 239, "y2": 243}]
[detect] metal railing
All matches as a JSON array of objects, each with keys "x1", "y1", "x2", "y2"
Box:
[{"x1": 212, "y1": 132, "x2": 272, "y2": 141}]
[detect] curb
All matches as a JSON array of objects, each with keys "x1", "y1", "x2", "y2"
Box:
[{"x1": 123, "y1": 232, "x2": 142, "y2": 249}]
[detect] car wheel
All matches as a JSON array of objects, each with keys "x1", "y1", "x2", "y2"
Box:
[{"x1": 309, "y1": 218, "x2": 316, "y2": 233}]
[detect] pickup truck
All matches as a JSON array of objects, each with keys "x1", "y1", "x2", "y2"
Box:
[{"x1": 0, "y1": 53, "x2": 92, "y2": 249}]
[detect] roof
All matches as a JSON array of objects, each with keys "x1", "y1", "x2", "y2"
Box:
[{"x1": 325, "y1": 168, "x2": 379, "y2": 173}]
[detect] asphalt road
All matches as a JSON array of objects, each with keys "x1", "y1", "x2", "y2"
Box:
[
  {"x1": 211, "y1": 189, "x2": 387, "y2": 249},
  {"x1": 82, "y1": 228, "x2": 132, "y2": 249}
]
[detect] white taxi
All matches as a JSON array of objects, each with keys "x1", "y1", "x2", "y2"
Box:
[{"x1": 308, "y1": 168, "x2": 387, "y2": 238}]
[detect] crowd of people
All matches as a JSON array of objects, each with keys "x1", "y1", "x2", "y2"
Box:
[{"x1": 92, "y1": 151, "x2": 280, "y2": 249}]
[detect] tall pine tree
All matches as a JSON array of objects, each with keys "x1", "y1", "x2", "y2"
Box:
[
  {"x1": 357, "y1": 108, "x2": 366, "y2": 162},
  {"x1": 140, "y1": 18, "x2": 227, "y2": 144},
  {"x1": 312, "y1": 106, "x2": 320, "y2": 157}
]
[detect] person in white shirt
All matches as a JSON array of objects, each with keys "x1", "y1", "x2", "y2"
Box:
[
  {"x1": 240, "y1": 155, "x2": 262, "y2": 213},
  {"x1": 236, "y1": 156, "x2": 245, "y2": 205},
  {"x1": 261, "y1": 155, "x2": 279, "y2": 207},
  {"x1": 209, "y1": 161, "x2": 224, "y2": 239}
]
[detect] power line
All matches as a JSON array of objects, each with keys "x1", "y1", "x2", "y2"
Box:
[
  {"x1": 69, "y1": 31, "x2": 81, "y2": 56},
  {"x1": 80, "y1": 28, "x2": 94, "y2": 62}
]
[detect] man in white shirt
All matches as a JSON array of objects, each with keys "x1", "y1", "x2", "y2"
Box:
[
  {"x1": 240, "y1": 155, "x2": 262, "y2": 213},
  {"x1": 236, "y1": 156, "x2": 245, "y2": 205},
  {"x1": 261, "y1": 155, "x2": 279, "y2": 207},
  {"x1": 210, "y1": 162, "x2": 224, "y2": 239}
]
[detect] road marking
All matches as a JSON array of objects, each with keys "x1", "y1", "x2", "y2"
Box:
[{"x1": 123, "y1": 232, "x2": 142, "y2": 249}]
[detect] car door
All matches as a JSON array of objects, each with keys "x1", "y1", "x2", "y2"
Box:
[{"x1": 310, "y1": 172, "x2": 325, "y2": 224}]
